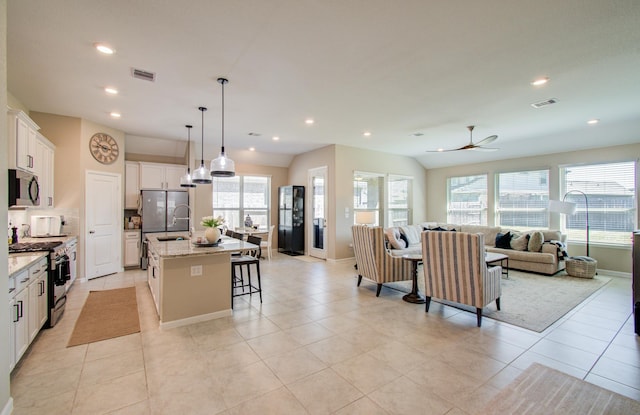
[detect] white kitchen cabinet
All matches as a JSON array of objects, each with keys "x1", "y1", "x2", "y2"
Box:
[
  {"x1": 28, "y1": 257, "x2": 47, "y2": 343},
  {"x1": 147, "y1": 243, "x2": 160, "y2": 315},
  {"x1": 139, "y1": 162, "x2": 186, "y2": 190},
  {"x1": 8, "y1": 109, "x2": 40, "y2": 172},
  {"x1": 125, "y1": 161, "x2": 140, "y2": 209},
  {"x1": 35, "y1": 134, "x2": 55, "y2": 207},
  {"x1": 13, "y1": 271, "x2": 30, "y2": 364},
  {"x1": 8, "y1": 296, "x2": 16, "y2": 371},
  {"x1": 124, "y1": 230, "x2": 141, "y2": 267},
  {"x1": 67, "y1": 239, "x2": 78, "y2": 290}
]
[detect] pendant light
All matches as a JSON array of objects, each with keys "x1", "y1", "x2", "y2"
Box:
[
  {"x1": 179, "y1": 125, "x2": 196, "y2": 188},
  {"x1": 210, "y1": 77, "x2": 235, "y2": 177},
  {"x1": 192, "y1": 106, "x2": 212, "y2": 184}
]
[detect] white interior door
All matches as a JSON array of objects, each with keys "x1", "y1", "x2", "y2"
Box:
[
  {"x1": 86, "y1": 171, "x2": 121, "y2": 279},
  {"x1": 308, "y1": 166, "x2": 328, "y2": 259}
]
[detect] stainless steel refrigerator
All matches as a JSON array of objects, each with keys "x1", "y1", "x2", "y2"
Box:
[{"x1": 140, "y1": 190, "x2": 189, "y2": 269}]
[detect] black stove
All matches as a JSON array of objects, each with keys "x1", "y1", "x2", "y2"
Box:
[{"x1": 9, "y1": 241, "x2": 64, "y2": 253}]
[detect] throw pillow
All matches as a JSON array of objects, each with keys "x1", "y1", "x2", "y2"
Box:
[
  {"x1": 400, "y1": 225, "x2": 421, "y2": 245},
  {"x1": 399, "y1": 232, "x2": 409, "y2": 247},
  {"x1": 384, "y1": 228, "x2": 406, "y2": 249},
  {"x1": 510, "y1": 233, "x2": 529, "y2": 251},
  {"x1": 495, "y1": 232, "x2": 512, "y2": 249},
  {"x1": 527, "y1": 231, "x2": 544, "y2": 252}
]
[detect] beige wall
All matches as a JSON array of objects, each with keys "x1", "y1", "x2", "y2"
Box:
[
  {"x1": 1, "y1": 0, "x2": 11, "y2": 411},
  {"x1": 30, "y1": 112, "x2": 126, "y2": 279},
  {"x1": 125, "y1": 152, "x2": 186, "y2": 165},
  {"x1": 425, "y1": 143, "x2": 640, "y2": 273},
  {"x1": 288, "y1": 144, "x2": 429, "y2": 260}
]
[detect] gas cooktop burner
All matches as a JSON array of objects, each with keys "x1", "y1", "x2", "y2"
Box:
[{"x1": 9, "y1": 241, "x2": 64, "y2": 253}]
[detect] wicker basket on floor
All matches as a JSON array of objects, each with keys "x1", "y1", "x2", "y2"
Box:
[{"x1": 565, "y1": 257, "x2": 597, "y2": 278}]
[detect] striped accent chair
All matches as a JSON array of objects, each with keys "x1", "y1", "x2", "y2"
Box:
[
  {"x1": 351, "y1": 225, "x2": 413, "y2": 296},
  {"x1": 422, "y1": 231, "x2": 502, "y2": 327}
]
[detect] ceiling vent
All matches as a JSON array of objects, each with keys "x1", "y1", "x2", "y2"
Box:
[
  {"x1": 131, "y1": 68, "x2": 156, "y2": 82},
  {"x1": 531, "y1": 98, "x2": 558, "y2": 109}
]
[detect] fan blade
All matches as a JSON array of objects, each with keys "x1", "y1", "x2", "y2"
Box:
[
  {"x1": 470, "y1": 146, "x2": 499, "y2": 152},
  {"x1": 425, "y1": 148, "x2": 460, "y2": 153},
  {"x1": 474, "y1": 135, "x2": 498, "y2": 146}
]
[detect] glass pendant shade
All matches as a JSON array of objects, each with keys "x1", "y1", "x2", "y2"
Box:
[
  {"x1": 192, "y1": 107, "x2": 212, "y2": 184},
  {"x1": 210, "y1": 77, "x2": 235, "y2": 178},
  {"x1": 192, "y1": 163, "x2": 211, "y2": 184},
  {"x1": 210, "y1": 149, "x2": 235, "y2": 177},
  {"x1": 180, "y1": 124, "x2": 196, "y2": 187}
]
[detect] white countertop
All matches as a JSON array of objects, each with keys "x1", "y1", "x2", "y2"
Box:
[
  {"x1": 8, "y1": 253, "x2": 48, "y2": 277},
  {"x1": 146, "y1": 232, "x2": 258, "y2": 259},
  {"x1": 20, "y1": 235, "x2": 78, "y2": 244}
]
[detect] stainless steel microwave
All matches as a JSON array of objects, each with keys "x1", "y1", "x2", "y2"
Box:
[{"x1": 8, "y1": 169, "x2": 40, "y2": 208}]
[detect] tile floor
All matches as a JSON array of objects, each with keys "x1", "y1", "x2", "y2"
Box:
[{"x1": 10, "y1": 254, "x2": 640, "y2": 414}]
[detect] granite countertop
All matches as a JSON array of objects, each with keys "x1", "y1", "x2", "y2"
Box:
[
  {"x1": 8, "y1": 253, "x2": 48, "y2": 277},
  {"x1": 146, "y1": 231, "x2": 258, "y2": 259},
  {"x1": 20, "y1": 235, "x2": 78, "y2": 244}
]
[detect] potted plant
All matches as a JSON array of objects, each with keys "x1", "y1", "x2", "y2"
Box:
[{"x1": 201, "y1": 215, "x2": 225, "y2": 243}]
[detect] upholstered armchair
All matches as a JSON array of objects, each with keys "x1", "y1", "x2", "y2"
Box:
[
  {"x1": 351, "y1": 225, "x2": 413, "y2": 296},
  {"x1": 421, "y1": 231, "x2": 502, "y2": 327}
]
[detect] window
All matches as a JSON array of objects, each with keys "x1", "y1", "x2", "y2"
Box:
[
  {"x1": 447, "y1": 174, "x2": 488, "y2": 225},
  {"x1": 560, "y1": 161, "x2": 636, "y2": 245},
  {"x1": 388, "y1": 175, "x2": 412, "y2": 227},
  {"x1": 212, "y1": 175, "x2": 270, "y2": 230},
  {"x1": 353, "y1": 172, "x2": 383, "y2": 226},
  {"x1": 497, "y1": 169, "x2": 549, "y2": 231}
]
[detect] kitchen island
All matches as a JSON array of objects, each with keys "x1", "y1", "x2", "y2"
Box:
[{"x1": 145, "y1": 232, "x2": 257, "y2": 329}]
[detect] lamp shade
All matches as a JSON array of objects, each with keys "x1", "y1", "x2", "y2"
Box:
[
  {"x1": 210, "y1": 151, "x2": 235, "y2": 177},
  {"x1": 355, "y1": 211, "x2": 376, "y2": 225},
  {"x1": 548, "y1": 199, "x2": 576, "y2": 215}
]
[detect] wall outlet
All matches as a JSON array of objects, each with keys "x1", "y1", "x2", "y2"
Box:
[{"x1": 190, "y1": 265, "x2": 203, "y2": 276}]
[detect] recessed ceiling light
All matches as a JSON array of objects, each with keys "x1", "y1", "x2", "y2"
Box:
[
  {"x1": 305, "y1": 118, "x2": 314, "y2": 125},
  {"x1": 110, "y1": 112, "x2": 121, "y2": 118},
  {"x1": 531, "y1": 77, "x2": 549, "y2": 86},
  {"x1": 104, "y1": 87, "x2": 118, "y2": 95},
  {"x1": 412, "y1": 132, "x2": 424, "y2": 137},
  {"x1": 437, "y1": 148, "x2": 444, "y2": 152},
  {"x1": 272, "y1": 136, "x2": 280, "y2": 141},
  {"x1": 94, "y1": 43, "x2": 115, "y2": 55},
  {"x1": 363, "y1": 131, "x2": 371, "y2": 137},
  {"x1": 587, "y1": 119, "x2": 599, "y2": 125},
  {"x1": 249, "y1": 147, "x2": 255, "y2": 152}
]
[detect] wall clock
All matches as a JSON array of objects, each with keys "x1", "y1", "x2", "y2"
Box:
[{"x1": 89, "y1": 132, "x2": 119, "y2": 164}]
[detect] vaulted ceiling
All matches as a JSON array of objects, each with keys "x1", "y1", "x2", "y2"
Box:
[{"x1": 7, "y1": 0, "x2": 640, "y2": 168}]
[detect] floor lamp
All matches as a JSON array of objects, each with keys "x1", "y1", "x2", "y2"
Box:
[{"x1": 548, "y1": 190, "x2": 590, "y2": 257}]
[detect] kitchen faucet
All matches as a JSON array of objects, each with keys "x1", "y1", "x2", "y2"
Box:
[{"x1": 172, "y1": 204, "x2": 193, "y2": 237}]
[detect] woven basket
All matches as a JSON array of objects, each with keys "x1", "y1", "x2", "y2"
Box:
[{"x1": 565, "y1": 257, "x2": 597, "y2": 278}]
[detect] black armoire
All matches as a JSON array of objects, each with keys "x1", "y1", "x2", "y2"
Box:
[{"x1": 278, "y1": 185, "x2": 304, "y2": 255}]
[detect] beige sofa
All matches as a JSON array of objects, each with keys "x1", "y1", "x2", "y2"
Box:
[{"x1": 384, "y1": 223, "x2": 567, "y2": 275}]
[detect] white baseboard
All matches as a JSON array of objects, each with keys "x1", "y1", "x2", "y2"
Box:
[
  {"x1": 598, "y1": 269, "x2": 631, "y2": 278},
  {"x1": 1, "y1": 397, "x2": 13, "y2": 415},
  {"x1": 327, "y1": 256, "x2": 356, "y2": 264},
  {"x1": 159, "y1": 309, "x2": 232, "y2": 330}
]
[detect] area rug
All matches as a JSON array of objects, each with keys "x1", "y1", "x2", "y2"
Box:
[
  {"x1": 478, "y1": 363, "x2": 640, "y2": 414},
  {"x1": 388, "y1": 269, "x2": 611, "y2": 332},
  {"x1": 67, "y1": 287, "x2": 140, "y2": 347}
]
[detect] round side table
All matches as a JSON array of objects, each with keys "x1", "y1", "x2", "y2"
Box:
[{"x1": 402, "y1": 254, "x2": 425, "y2": 304}]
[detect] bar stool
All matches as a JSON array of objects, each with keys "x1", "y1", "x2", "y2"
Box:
[{"x1": 231, "y1": 235, "x2": 263, "y2": 307}]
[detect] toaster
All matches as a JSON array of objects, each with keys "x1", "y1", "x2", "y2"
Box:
[{"x1": 31, "y1": 215, "x2": 65, "y2": 237}]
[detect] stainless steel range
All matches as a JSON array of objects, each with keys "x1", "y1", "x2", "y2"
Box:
[{"x1": 9, "y1": 241, "x2": 71, "y2": 327}]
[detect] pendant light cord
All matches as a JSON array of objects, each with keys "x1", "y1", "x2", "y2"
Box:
[
  {"x1": 185, "y1": 125, "x2": 192, "y2": 173},
  {"x1": 199, "y1": 107, "x2": 207, "y2": 164},
  {"x1": 218, "y1": 78, "x2": 228, "y2": 155}
]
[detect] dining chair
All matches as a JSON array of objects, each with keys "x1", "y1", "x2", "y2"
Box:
[
  {"x1": 260, "y1": 225, "x2": 275, "y2": 260},
  {"x1": 231, "y1": 235, "x2": 263, "y2": 307}
]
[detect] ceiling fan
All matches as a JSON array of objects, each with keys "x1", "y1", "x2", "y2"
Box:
[{"x1": 426, "y1": 125, "x2": 498, "y2": 152}]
